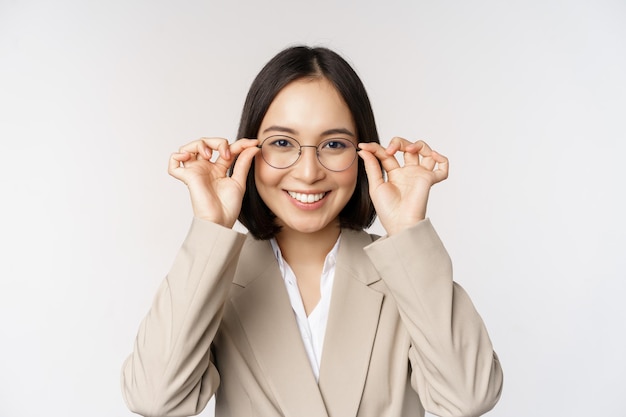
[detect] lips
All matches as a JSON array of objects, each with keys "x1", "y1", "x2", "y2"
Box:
[{"x1": 287, "y1": 191, "x2": 327, "y2": 203}]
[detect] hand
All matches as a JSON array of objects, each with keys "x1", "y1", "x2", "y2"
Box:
[
  {"x1": 358, "y1": 138, "x2": 448, "y2": 236},
  {"x1": 168, "y1": 137, "x2": 260, "y2": 227}
]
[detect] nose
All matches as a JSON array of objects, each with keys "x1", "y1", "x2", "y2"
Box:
[{"x1": 293, "y1": 145, "x2": 325, "y2": 182}]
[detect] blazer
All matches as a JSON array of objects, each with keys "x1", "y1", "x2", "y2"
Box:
[{"x1": 121, "y1": 218, "x2": 503, "y2": 417}]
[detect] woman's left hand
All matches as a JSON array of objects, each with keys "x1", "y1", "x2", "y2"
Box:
[{"x1": 358, "y1": 138, "x2": 449, "y2": 236}]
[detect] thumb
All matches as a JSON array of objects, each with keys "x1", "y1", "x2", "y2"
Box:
[
  {"x1": 358, "y1": 149, "x2": 385, "y2": 191},
  {"x1": 168, "y1": 152, "x2": 193, "y2": 184},
  {"x1": 230, "y1": 146, "x2": 260, "y2": 187}
]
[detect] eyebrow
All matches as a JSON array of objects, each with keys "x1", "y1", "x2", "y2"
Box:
[{"x1": 262, "y1": 125, "x2": 356, "y2": 138}]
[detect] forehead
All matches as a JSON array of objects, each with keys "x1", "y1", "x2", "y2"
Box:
[{"x1": 259, "y1": 78, "x2": 355, "y2": 137}]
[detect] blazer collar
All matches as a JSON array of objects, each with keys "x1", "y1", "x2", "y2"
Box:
[
  {"x1": 231, "y1": 236, "x2": 329, "y2": 416},
  {"x1": 231, "y1": 229, "x2": 384, "y2": 417},
  {"x1": 231, "y1": 229, "x2": 382, "y2": 287},
  {"x1": 318, "y1": 228, "x2": 383, "y2": 417}
]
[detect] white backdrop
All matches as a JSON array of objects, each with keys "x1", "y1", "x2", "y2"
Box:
[{"x1": 1, "y1": 1, "x2": 625, "y2": 416}]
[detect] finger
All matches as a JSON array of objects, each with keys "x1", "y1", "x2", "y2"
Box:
[
  {"x1": 228, "y1": 138, "x2": 259, "y2": 156},
  {"x1": 430, "y1": 150, "x2": 450, "y2": 183},
  {"x1": 385, "y1": 136, "x2": 414, "y2": 155},
  {"x1": 397, "y1": 140, "x2": 431, "y2": 167},
  {"x1": 178, "y1": 141, "x2": 209, "y2": 160},
  {"x1": 216, "y1": 140, "x2": 231, "y2": 161},
  {"x1": 358, "y1": 142, "x2": 401, "y2": 173},
  {"x1": 168, "y1": 152, "x2": 192, "y2": 182},
  {"x1": 179, "y1": 137, "x2": 231, "y2": 161},
  {"x1": 203, "y1": 137, "x2": 234, "y2": 162},
  {"x1": 213, "y1": 138, "x2": 259, "y2": 170},
  {"x1": 385, "y1": 137, "x2": 433, "y2": 167},
  {"x1": 357, "y1": 147, "x2": 385, "y2": 190},
  {"x1": 412, "y1": 141, "x2": 435, "y2": 169},
  {"x1": 171, "y1": 151, "x2": 194, "y2": 163},
  {"x1": 230, "y1": 145, "x2": 261, "y2": 186}
]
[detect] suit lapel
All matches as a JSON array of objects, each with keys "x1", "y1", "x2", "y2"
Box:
[
  {"x1": 231, "y1": 237, "x2": 329, "y2": 417},
  {"x1": 318, "y1": 229, "x2": 384, "y2": 417}
]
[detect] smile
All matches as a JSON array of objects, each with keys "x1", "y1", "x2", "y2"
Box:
[{"x1": 287, "y1": 191, "x2": 327, "y2": 203}]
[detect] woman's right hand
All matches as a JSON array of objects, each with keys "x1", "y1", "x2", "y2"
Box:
[{"x1": 168, "y1": 137, "x2": 260, "y2": 228}]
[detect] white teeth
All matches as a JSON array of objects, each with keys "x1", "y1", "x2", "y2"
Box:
[{"x1": 287, "y1": 191, "x2": 326, "y2": 203}]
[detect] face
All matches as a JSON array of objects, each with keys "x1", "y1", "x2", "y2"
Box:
[{"x1": 255, "y1": 77, "x2": 358, "y2": 237}]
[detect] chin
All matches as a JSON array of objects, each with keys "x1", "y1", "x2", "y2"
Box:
[{"x1": 281, "y1": 218, "x2": 338, "y2": 235}]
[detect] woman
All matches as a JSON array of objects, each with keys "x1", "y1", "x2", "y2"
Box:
[{"x1": 121, "y1": 46, "x2": 503, "y2": 417}]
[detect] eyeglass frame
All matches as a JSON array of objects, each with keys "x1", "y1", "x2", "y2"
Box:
[{"x1": 256, "y1": 135, "x2": 359, "y2": 172}]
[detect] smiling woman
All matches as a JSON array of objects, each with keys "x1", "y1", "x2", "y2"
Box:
[
  {"x1": 253, "y1": 77, "x2": 359, "y2": 243},
  {"x1": 121, "y1": 46, "x2": 503, "y2": 417}
]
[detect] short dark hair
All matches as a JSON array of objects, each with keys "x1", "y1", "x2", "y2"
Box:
[{"x1": 234, "y1": 46, "x2": 380, "y2": 240}]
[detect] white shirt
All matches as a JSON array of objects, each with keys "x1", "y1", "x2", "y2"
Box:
[{"x1": 269, "y1": 236, "x2": 340, "y2": 382}]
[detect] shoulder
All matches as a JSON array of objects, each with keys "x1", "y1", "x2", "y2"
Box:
[{"x1": 340, "y1": 227, "x2": 381, "y2": 248}]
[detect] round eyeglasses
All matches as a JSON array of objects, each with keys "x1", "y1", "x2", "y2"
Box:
[{"x1": 257, "y1": 135, "x2": 358, "y2": 172}]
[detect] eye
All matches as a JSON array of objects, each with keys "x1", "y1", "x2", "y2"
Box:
[
  {"x1": 266, "y1": 136, "x2": 297, "y2": 149},
  {"x1": 321, "y1": 139, "x2": 351, "y2": 150}
]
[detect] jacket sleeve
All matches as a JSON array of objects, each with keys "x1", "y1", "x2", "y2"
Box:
[
  {"x1": 121, "y1": 218, "x2": 247, "y2": 417},
  {"x1": 364, "y1": 219, "x2": 503, "y2": 417}
]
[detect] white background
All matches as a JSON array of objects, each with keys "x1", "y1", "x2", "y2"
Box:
[{"x1": 1, "y1": 0, "x2": 625, "y2": 416}]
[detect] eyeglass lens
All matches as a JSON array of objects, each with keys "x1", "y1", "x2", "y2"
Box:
[{"x1": 259, "y1": 135, "x2": 357, "y2": 171}]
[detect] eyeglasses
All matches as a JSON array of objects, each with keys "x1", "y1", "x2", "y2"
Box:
[{"x1": 257, "y1": 135, "x2": 358, "y2": 172}]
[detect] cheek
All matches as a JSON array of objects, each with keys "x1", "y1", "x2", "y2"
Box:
[
  {"x1": 346, "y1": 164, "x2": 360, "y2": 187},
  {"x1": 254, "y1": 155, "x2": 268, "y2": 185},
  {"x1": 254, "y1": 156, "x2": 280, "y2": 191},
  {"x1": 337, "y1": 166, "x2": 359, "y2": 195}
]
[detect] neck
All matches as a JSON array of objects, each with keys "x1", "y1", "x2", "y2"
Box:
[{"x1": 275, "y1": 224, "x2": 341, "y2": 266}]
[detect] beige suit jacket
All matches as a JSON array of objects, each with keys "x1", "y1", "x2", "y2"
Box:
[{"x1": 122, "y1": 218, "x2": 503, "y2": 417}]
